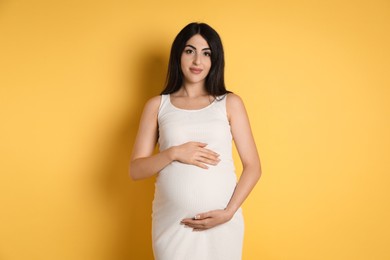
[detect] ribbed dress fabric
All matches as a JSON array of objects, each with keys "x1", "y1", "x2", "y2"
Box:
[{"x1": 152, "y1": 94, "x2": 244, "y2": 260}]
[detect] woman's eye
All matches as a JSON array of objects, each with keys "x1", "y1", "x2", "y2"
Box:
[
  {"x1": 204, "y1": 52, "x2": 211, "y2": 57},
  {"x1": 184, "y1": 49, "x2": 194, "y2": 54}
]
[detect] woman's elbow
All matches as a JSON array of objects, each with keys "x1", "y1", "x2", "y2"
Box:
[
  {"x1": 129, "y1": 162, "x2": 141, "y2": 181},
  {"x1": 256, "y1": 166, "x2": 262, "y2": 180},
  {"x1": 244, "y1": 160, "x2": 262, "y2": 180},
  {"x1": 252, "y1": 165, "x2": 262, "y2": 181},
  {"x1": 255, "y1": 161, "x2": 262, "y2": 179}
]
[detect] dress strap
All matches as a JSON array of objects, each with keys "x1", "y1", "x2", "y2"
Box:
[{"x1": 158, "y1": 94, "x2": 168, "y2": 110}]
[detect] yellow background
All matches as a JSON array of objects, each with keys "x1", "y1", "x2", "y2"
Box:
[{"x1": 1, "y1": 0, "x2": 389, "y2": 259}]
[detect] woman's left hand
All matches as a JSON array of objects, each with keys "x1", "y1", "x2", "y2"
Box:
[{"x1": 180, "y1": 209, "x2": 234, "y2": 231}]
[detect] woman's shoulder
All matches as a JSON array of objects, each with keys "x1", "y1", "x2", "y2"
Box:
[
  {"x1": 226, "y1": 92, "x2": 245, "y2": 107},
  {"x1": 225, "y1": 93, "x2": 247, "y2": 121},
  {"x1": 143, "y1": 95, "x2": 163, "y2": 114},
  {"x1": 146, "y1": 95, "x2": 162, "y2": 105}
]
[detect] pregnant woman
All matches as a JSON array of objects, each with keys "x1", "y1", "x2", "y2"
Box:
[{"x1": 129, "y1": 22, "x2": 261, "y2": 260}]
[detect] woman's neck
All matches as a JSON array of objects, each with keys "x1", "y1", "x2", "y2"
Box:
[{"x1": 177, "y1": 83, "x2": 208, "y2": 98}]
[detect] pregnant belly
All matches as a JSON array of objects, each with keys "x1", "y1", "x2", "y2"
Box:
[{"x1": 153, "y1": 162, "x2": 237, "y2": 214}]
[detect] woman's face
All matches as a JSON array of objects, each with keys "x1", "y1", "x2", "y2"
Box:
[{"x1": 180, "y1": 34, "x2": 212, "y2": 86}]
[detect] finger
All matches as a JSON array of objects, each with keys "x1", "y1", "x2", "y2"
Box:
[
  {"x1": 180, "y1": 220, "x2": 200, "y2": 228},
  {"x1": 193, "y1": 142, "x2": 208, "y2": 148},
  {"x1": 193, "y1": 161, "x2": 209, "y2": 169},
  {"x1": 183, "y1": 221, "x2": 207, "y2": 229},
  {"x1": 180, "y1": 216, "x2": 207, "y2": 225},
  {"x1": 201, "y1": 148, "x2": 220, "y2": 156},
  {"x1": 180, "y1": 218, "x2": 193, "y2": 223},
  {"x1": 193, "y1": 220, "x2": 214, "y2": 230},
  {"x1": 198, "y1": 157, "x2": 220, "y2": 166},
  {"x1": 187, "y1": 212, "x2": 211, "y2": 222},
  {"x1": 180, "y1": 211, "x2": 214, "y2": 227},
  {"x1": 199, "y1": 150, "x2": 220, "y2": 160},
  {"x1": 197, "y1": 153, "x2": 220, "y2": 163},
  {"x1": 196, "y1": 212, "x2": 212, "y2": 220},
  {"x1": 198, "y1": 149, "x2": 219, "y2": 159},
  {"x1": 180, "y1": 214, "x2": 206, "y2": 223},
  {"x1": 199, "y1": 153, "x2": 220, "y2": 162}
]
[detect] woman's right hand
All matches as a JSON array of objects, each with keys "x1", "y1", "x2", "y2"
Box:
[{"x1": 170, "y1": 142, "x2": 220, "y2": 169}]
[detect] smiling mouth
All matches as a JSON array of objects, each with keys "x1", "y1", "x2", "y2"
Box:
[{"x1": 189, "y1": 68, "x2": 203, "y2": 74}]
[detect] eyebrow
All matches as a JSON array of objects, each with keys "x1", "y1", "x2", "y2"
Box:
[{"x1": 185, "y1": 44, "x2": 211, "y2": 51}]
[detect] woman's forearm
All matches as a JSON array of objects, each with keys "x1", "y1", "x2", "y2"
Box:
[
  {"x1": 130, "y1": 141, "x2": 221, "y2": 180},
  {"x1": 129, "y1": 148, "x2": 174, "y2": 180},
  {"x1": 225, "y1": 163, "x2": 262, "y2": 216}
]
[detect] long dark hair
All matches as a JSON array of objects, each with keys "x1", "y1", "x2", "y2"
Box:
[{"x1": 161, "y1": 22, "x2": 230, "y2": 96}]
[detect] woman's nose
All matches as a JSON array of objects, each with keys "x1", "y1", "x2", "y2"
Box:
[{"x1": 193, "y1": 53, "x2": 201, "y2": 65}]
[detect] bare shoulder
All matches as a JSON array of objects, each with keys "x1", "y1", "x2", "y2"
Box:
[
  {"x1": 226, "y1": 92, "x2": 244, "y2": 107},
  {"x1": 145, "y1": 95, "x2": 162, "y2": 108},
  {"x1": 143, "y1": 95, "x2": 162, "y2": 114},
  {"x1": 226, "y1": 93, "x2": 246, "y2": 120}
]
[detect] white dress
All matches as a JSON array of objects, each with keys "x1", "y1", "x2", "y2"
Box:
[{"x1": 152, "y1": 94, "x2": 244, "y2": 260}]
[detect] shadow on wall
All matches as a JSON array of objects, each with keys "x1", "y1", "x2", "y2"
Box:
[{"x1": 97, "y1": 46, "x2": 168, "y2": 259}]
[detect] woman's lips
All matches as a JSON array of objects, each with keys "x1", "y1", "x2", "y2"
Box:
[{"x1": 189, "y1": 68, "x2": 203, "y2": 74}]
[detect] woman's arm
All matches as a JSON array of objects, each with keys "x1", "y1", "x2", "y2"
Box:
[
  {"x1": 129, "y1": 96, "x2": 170, "y2": 180},
  {"x1": 130, "y1": 96, "x2": 221, "y2": 180},
  {"x1": 181, "y1": 93, "x2": 261, "y2": 230},
  {"x1": 224, "y1": 93, "x2": 262, "y2": 214}
]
